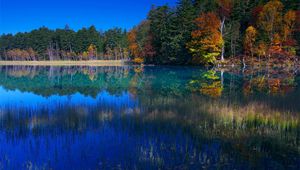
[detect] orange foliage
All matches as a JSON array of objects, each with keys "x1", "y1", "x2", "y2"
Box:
[
  {"x1": 192, "y1": 13, "x2": 221, "y2": 38},
  {"x1": 258, "y1": 0, "x2": 283, "y2": 41},
  {"x1": 256, "y1": 41, "x2": 267, "y2": 58},
  {"x1": 133, "y1": 57, "x2": 144, "y2": 64},
  {"x1": 243, "y1": 75, "x2": 295, "y2": 96},
  {"x1": 269, "y1": 33, "x2": 282, "y2": 54},
  {"x1": 269, "y1": 79, "x2": 281, "y2": 94},
  {"x1": 128, "y1": 29, "x2": 140, "y2": 58},
  {"x1": 187, "y1": 12, "x2": 223, "y2": 64},
  {"x1": 200, "y1": 81, "x2": 223, "y2": 98},
  {"x1": 283, "y1": 10, "x2": 296, "y2": 41}
]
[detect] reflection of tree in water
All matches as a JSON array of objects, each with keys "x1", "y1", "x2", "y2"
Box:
[
  {"x1": 2, "y1": 65, "x2": 40, "y2": 78},
  {"x1": 0, "y1": 67, "x2": 299, "y2": 168},
  {"x1": 215, "y1": 66, "x2": 298, "y2": 96},
  {"x1": 0, "y1": 66, "x2": 133, "y2": 97},
  {"x1": 188, "y1": 70, "x2": 223, "y2": 98},
  {"x1": 241, "y1": 68, "x2": 297, "y2": 96},
  {"x1": 0, "y1": 67, "x2": 299, "y2": 132}
]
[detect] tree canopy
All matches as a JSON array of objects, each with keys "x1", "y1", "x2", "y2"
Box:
[{"x1": 0, "y1": 0, "x2": 299, "y2": 65}]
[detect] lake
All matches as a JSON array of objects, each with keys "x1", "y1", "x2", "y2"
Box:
[{"x1": 0, "y1": 65, "x2": 299, "y2": 169}]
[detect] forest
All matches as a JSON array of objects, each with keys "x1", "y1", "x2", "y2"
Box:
[{"x1": 0, "y1": 0, "x2": 299, "y2": 65}]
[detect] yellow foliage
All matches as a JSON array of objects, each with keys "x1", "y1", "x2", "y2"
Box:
[
  {"x1": 256, "y1": 41, "x2": 267, "y2": 57},
  {"x1": 283, "y1": 10, "x2": 296, "y2": 41},
  {"x1": 128, "y1": 29, "x2": 140, "y2": 58},
  {"x1": 88, "y1": 44, "x2": 97, "y2": 52},
  {"x1": 244, "y1": 26, "x2": 257, "y2": 57},
  {"x1": 187, "y1": 12, "x2": 223, "y2": 64},
  {"x1": 269, "y1": 33, "x2": 282, "y2": 53},
  {"x1": 258, "y1": 0, "x2": 283, "y2": 41},
  {"x1": 133, "y1": 57, "x2": 144, "y2": 64},
  {"x1": 87, "y1": 44, "x2": 97, "y2": 58},
  {"x1": 82, "y1": 51, "x2": 88, "y2": 60},
  {"x1": 200, "y1": 81, "x2": 223, "y2": 98}
]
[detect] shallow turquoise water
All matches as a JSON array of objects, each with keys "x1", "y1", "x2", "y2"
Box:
[{"x1": 0, "y1": 66, "x2": 299, "y2": 169}]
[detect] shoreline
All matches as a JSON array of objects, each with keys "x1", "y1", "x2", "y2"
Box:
[
  {"x1": 0, "y1": 59, "x2": 299, "y2": 69},
  {"x1": 0, "y1": 60, "x2": 127, "y2": 66}
]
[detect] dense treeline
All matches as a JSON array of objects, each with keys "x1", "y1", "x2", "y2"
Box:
[
  {"x1": 129, "y1": 0, "x2": 299, "y2": 65},
  {"x1": 0, "y1": 0, "x2": 299, "y2": 65},
  {"x1": 0, "y1": 26, "x2": 129, "y2": 60}
]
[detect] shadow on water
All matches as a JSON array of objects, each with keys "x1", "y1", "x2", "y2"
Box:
[{"x1": 0, "y1": 65, "x2": 299, "y2": 169}]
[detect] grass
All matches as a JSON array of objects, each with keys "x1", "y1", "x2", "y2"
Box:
[{"x1": 0, "y1": 60, "x2": 126, "y2": 66}]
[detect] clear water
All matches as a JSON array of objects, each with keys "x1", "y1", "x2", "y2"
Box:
[{"x1": 0, "y1": 65, "x2": 299, "y2": 169}]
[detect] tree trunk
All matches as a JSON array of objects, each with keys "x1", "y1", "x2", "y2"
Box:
[
  {"x1": 48, "y1": 43, "x2": 54, "y2": 61},
  {"x1": 4, "y1": 49, "x2": 7, "y2": 61},
  {"x1": 220, "y1": 17, "x2": 226, "y2": 61},
  {"x1": 221, "y1": 70, "x2": 224, "y2": 87},
  {"x1": 242, "y1": 57, "x2": 246, "y2": 70},
  {"x1": 55, "y1": 42, "x2": 59, "y2": 60}
]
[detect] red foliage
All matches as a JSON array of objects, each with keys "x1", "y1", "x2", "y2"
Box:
[
  {"x1": 251, "y1": 6, "x2": 263, "y2": 24},
  {"x1": 217, "y1": 0, "x2": 233, "y2": 19},
  {"x1": 141, "y1": 35, "x2": 156, "y2": 59},
  {"x1": 283, "y1": 39, "x2": 297, "y2": 46}
]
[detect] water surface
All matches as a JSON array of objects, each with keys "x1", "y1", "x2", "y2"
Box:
[{"x1": 0, "y1": 66, "x2": 299, "y2": 169}]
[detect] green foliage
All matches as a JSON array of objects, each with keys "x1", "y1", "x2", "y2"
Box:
[
  {"x1": 147, "y1": 5, "x2": 174, "y2": 64},
  {"x1": 0, "y1": 26, "x2": 128, "y2": 60},
  {"x1": 147, "y1": 0, "x2": 197, "y2": 64},
  {"x1": 202, "y1": 70, "x2": 220, "y2": 80},
  {"x1": 0, "y1": 0, "x2": 298, "y2": 63}
]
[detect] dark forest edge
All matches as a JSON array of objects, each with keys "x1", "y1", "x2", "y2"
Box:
[{"x1": 0, "y1": 0, "x2": 299, "y2": 67}]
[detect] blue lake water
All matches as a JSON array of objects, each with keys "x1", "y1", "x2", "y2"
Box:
[{"x1": 0, "y1": 66, "x2": 299, "y2": 169}]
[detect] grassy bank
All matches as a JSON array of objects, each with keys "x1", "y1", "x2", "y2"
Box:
[{"x1": 0, "y1": 60, "x2": 126, "y2": 66}]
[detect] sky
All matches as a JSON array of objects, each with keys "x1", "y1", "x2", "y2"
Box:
[{"x1": 0, "y1": 0, "x2": 177, "y2": 34}]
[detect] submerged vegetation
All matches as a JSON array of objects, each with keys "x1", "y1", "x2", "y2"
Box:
[{"x1": 0, "y1": 0, "x2": 299, "y2": 66}]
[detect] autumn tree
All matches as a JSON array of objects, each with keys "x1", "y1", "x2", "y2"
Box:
[
  {"x1": 128, "y1": 20, "x2": 155, "y2": 63},
  {"x1": 141, "y1": 34, "x2": 156, "y2": 62},
  {"x1": 269, "y1": 33, "x2": 282, "y2": 55},
  {"x1": 82, "y1": 51, "x2": 88, "y2": 60},
  {"x1": 244, "y1": 26, "x2": 257, "y2": 58},
  {"x1": 217, "y1": 0, "x2": 233, "y2": 61},
  {"x1": 0, "y1": 0, "x2": 299, "y2": 63},
  {"x1": 256, "y1": 41, "x2": 267, "y2": 59},
  {"x1": 258, "y1": 0, "x2": 283, "y2": 43},
  {"x1": 256, "y1": 0, "x2": 299, "y2": 58},
  {"x1": 282, "y1": 10, "x2": 297, "y2": 56},
  {"x1": 5, "y1": 48, "x2": 37, "y2": 61},
  {"x1": 283, "y1": 10, "x2": 296, "y2": 41},
  {"x1": 87, "y1": 44, "x2": 97, "y2": 59},
  {"x1": 128, "y1": 29, "x2": 140, "y2": 60},
  {"x1": 187, "y1": 12, "x2": 223, "y2": 65}
]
